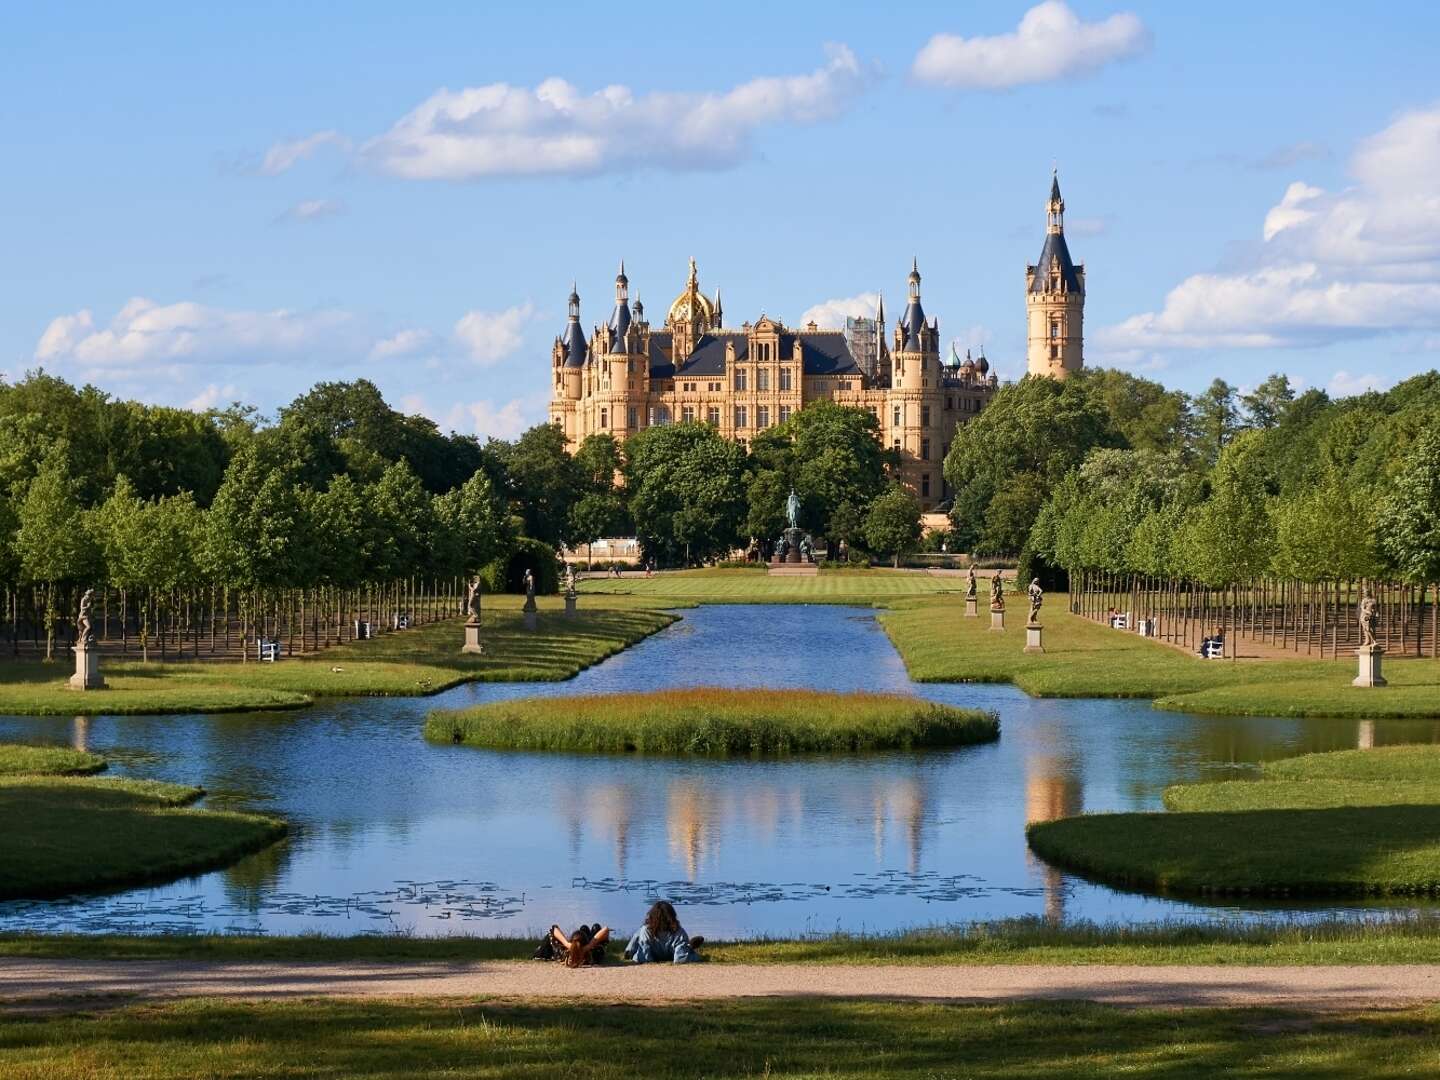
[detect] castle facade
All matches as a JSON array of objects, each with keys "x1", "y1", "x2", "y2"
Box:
[{"x1": 550, "y1": 174, "x2": 1084, "y2": 512}]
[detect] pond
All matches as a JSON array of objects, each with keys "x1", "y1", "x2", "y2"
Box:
[{"x1": 3, "y1": 604, "x2": 1438, "y2": 939}]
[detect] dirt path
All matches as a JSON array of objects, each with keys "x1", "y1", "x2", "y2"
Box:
[{"x1": 6, "y1": 960, "x2": 1440, "y2": 1010}]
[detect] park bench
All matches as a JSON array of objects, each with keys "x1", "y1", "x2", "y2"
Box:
[
  {"x1": 392, "y1": 612, "x2": 411, "y2": 631},
  {"x1": 1200, "y1": 638, "x2": 1225, "y2": 659},
  {"x1": 257, "y1": 639, "x2": 282, "y2": 663},
  {"x1": 1109, "y1": 613, "x2": 1129, "y2": 630},
  {"x1": 353, "y1": 620, "x2": 373, "y2": 640}
]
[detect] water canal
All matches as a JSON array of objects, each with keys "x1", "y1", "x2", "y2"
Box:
[{"x1": 3, "y1": 604, "x2": 1437, "y2": 938}]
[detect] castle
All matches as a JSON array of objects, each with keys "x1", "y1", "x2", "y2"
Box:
[{"x1": 550, "y1": 173, "x2": 1084, "y2": 512}]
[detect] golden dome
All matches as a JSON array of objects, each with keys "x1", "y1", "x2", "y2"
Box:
[{"x1": 666, "y1": 257, "x2": 716, "y2": 329}]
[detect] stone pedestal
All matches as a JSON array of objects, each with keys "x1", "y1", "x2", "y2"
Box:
[
  {"x1": 68, "y1": 642, "x2": 107, "y2": 690},
  {"x1": 564, "y1": 594, "x2": 577, "y2": 619},
  {"x1": 1353, "y1": 644, "x2": 1387, "y2": 687},
  {"x1": 523, "y1": 609, "x2": 538, "y2": 632},
  {"x1": 461, "y1": 621, "x2": 484, "y2": 655},
  {"x1": 782, "y1": 526, "x2": 804, "y2": 564},
  {"x1": 989, "y1": 608, "x2": 1005, "y2": 632},
  {"x1": 964, "y1": 597, "x2": 978, "y2": 618},
  {"x1": 1024, "y1": 622, "x2": 1045, "y2": 654}
]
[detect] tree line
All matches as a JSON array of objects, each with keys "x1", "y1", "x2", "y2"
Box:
[
  {"x1": 945, "y1": 369, "x2": 1440, "y2": 655},
  {"x1": 0, "y1": 374, "x2": 925, "y2": 658}
]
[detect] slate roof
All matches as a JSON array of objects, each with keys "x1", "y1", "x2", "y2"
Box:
[
  {"x1": 561, "y1": 320, "x2": 588, "y2": 368},
  {"x1": 607, "y1": 299, "x2": 632, "y2": 351},
  {"x1": 676, "y1": 333, "x2": 748, "y2": 377},
  {"x1": 647, "y1": 329, "x2": 860, "y2": 379},
  {"x1": 1029, "y1": 231, "x2": 1083, "y2": 294},
  {"x1": 794, "y1": 332, "x2": 860, "y2": 375},
  {"x1": 648, "y1": 331, "x2": 675, "y2": 378}
]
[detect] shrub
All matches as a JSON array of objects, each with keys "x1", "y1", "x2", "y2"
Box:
[{"x1": 481, "y1": 537, "x2": 559, "y2": 595}]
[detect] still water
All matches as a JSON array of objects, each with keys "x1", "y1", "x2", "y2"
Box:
[{"x1": 3, "y1": 604, "x2": 1438, "y2": 939}]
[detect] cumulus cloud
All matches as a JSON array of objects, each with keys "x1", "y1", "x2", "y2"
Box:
[
  {"x1": 261, "y1": 130, "x2": 351, "y2": 175},
  {"x1": 350, "y1": 45, "x2": 865, "y2": 179},
  {"x1": 799, "y1": 292, "x2": 880, "y2": 329},
  {"x1": 1101, "y1": 103, "x2": 1440, "y2": 351},
  {"x1": 369, "y1": 328, "x2": 434, "y2": 361},
  {"x1": 453, "y1": 303, "x2": 534, "y2": 364},
  {"x1": 34, "y1": 298, "x2": 359, "y2": 368},
  {"x1": 1328, "y1": 370, "x2": 1393, "y2": 398},
  {"x1": 186, "y1": 383, "x2": 242, "y2": 411},
  {"x1": 276, "y1": 198, "x2": 346, "y2": 224},
  {"x1": 446, "y1": 398, "x2": 532, "y2": 440},
  {"x1": 912, "y1": 2, "x2": 1149, "y2": 90}
]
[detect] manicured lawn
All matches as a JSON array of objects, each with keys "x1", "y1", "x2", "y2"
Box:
[
  {"x1": 881, "y1": 597, "x2": 1440, "y2": 717},
  {"x1": 0, "y1": 744, "x2": 105, "y2": 777},
  {"x1": 579, "y1": 566, "x2": 957, "y2": 604},
  {"x1": 19, "y1": 916, "x2": 1440, "y2": 965},
  {"x1": 4, "y1": 997, "x2": 1440, "y2": 1078},
  {"x1": 0, "y1": 600, "x2": 676, "y2": 716},
  {"x1": 0, "y1": 774, "x2": 286, "y2": 900},
  {"x1": 427, "y1": 688, "x2": 998, "y2": 754},
  {"x1": 1028, "y1": 746, "x2": 1440, "y2": 897}
]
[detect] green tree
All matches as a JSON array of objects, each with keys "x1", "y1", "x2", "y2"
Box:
[
  {"x1": 624, "y1": 423, "x2": 748, "y2": 565},
  {"x1": 365, "y1": 459, "x2": 438, "y2": 580},
  {"x1": 1377, "y1": 423, "x2": 1440, "y2": 584},
  {"x1": 863, "y1": 486, "x2": 922, "y2": 568},
  {"x1": 1176, "y1": 434, "x2": 1274, "y2": 587},
  {"x1": 434, "y1": 468, "x2": 513, "y2": 577},
  {"x1": 1241, "y1": 373, "x2": 1296, "y2": 430},
  {"x1": 1192, "y1": 378, "x2": 1240, "y2": 465},
  {"x1": 203, "y1": 444, "x2": 302, "y2": 592},
  {"x1": 1272, "y1": 475, "x2": 1379, "y2": 582},
  {"x1": 496, "y1": 423, "x2": 582, "y2": 549},
  {"x1": 14, "y1": 444, "x2": 96, "y2": 659}
]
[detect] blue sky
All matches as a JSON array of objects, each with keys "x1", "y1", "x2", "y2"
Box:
[{"x1": 4, "y1": 1, "x2": 1438, "y2": 436}]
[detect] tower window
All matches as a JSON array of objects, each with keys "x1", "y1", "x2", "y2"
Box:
[
  {"x1": 1051, "y1": 321, "x2": 1060, "y2": 339},
  {"x1": 735, "y1": 405, "x2": 748, "y2": 429},
  {"x1": 682, "y1": 405, "x2": 695, "y2": 423},
  {"x1": 779, "y1": 405, "x2": 791, "y2": 424},
  {"x1": 922, "y1": 473, "x2": 931, "y2": 498},
  {"x1": 757, "y1": 406, "x2": 770, "y2": 428},
  {"x1": 600, "y1": 407, "x2": 608, "y2": 429},
  {"x1": 735, "y1": 370, "x2": 747, "y2": 391},
  {"x1": 628, "y1": 407, "x2": 638, "y2": 429},
  {"x1": 892, "y1": 405, "x2": 901, "y2": 427},
  {"x1": 779, "y1": 368, "x2": 792, "y2": 392},
  {"x1": 757, "y1": 369, "x2": 770, "y2": 392},
  {"x1": 922, "y1": 405, "x2": 931, "y2": 427},
  {"x1": 921, "y1": 438, "x2": 931, "y2": 461},
  {"x1": 707, "y1": 406, "x2": 719, "y2": 426}
]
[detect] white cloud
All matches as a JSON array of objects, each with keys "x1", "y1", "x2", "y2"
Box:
[
  {"x1": 799, "y1": 292, "x2": 880, "y2": 329},
  {"x1": 453, "y1": 303, "x2": 534, "y2": 364},
  {"x1": 912, "y1": 2, "x2": 1149, "y2": 90},
  {"x1": 261, "y1": 131, "x2": 351, "y2": 175},
  {"x1": 276, "y1": 198, "x2": 346, "y2": 224},
  {"x1": 186, "y1": 383, "x2": 241, "y2": 411},
  {"x1": 369, "y1": 328, "x2": 434, "y2": 361},
  {"x1": 1102, "y1": 103, "x2": 1440, "y2": 351},
  {"x1": 446, "y1": 398, "x2": 532, "y2": 440},
  {"x1": 1328, "y1": 370, "x2": 1392, "y2": 398},
  {"x1": 34, "y1": 298, "x2": 359, "y2": 368},
  {"x1": 354, "y1": 45, "x2": 865, "y2": 179}
]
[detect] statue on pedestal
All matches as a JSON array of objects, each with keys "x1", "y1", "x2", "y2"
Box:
[
  {"x1": 69, "y1": 588, "x2": 107, "y2": 690},
  {"x1": 1358, "y1": 592, "x2": 1378, "y2": 648},
  {"x1": 989, "y1": 572, "x2": 1004, "y2": 612},
  {"x1": 523, "y1": 569, "x2": 537, "y2": 611},
  {"x1": 465, "y1": 577, "x2": 483, "y2": 624},
  {"x1": 966, "y1": 566, "x2": 977, "y2": 600},
  {"x1": 785, "y1": 488, "x2": 801, "y2": 530},
  {"x1": 76, "y1": 588, "x2": 95, "y2": 645},
  {"x1": 565, "y1": 564, "x2": 577, "y2": 599},
  {"x1": 1027, "y1": 578, "x2": 1044, "y2": 624}
]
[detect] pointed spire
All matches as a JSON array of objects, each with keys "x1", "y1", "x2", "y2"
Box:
[
  {"x1": 875, "y1": 290, "x2": 885, "y2": 324},
  {"x1": 1050, "y1": 167, "x2": 1061, "y2": 202},
  {"x1": 713, "y1": 286, "x2": 723, "y2": 327},
  {"x1": 614, "y1": 260, "x2": 629, "y2": 302},
  {"x1": 1047, "y1": 170, "x2": 1065, "y2": 235}
]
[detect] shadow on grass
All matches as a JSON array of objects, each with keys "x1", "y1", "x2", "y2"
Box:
[{"x1": 1, "y1": 997, "x2": 1436, "y2": 1077}]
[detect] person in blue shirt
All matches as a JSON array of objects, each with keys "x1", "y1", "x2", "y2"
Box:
[{"x1": 625, "y1": 900, "x2": 704, "y2": 964}]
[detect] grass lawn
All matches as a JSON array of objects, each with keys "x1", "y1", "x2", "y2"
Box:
[
  {"x1": 4, "y1": 997, "x2": 1440, "y2": 1078},
  {"x1": 0, "y1": 745, "x2": 286, "y2": 900},
  {"x1": 0, "y1": 599, "x2": 676, "y2": 716},
  {"x1": 1028, "y1": 746, "x2": 1440, "y2": 897},
  {"x1": 881, "y1": 597, "x2": 1440, "y2": 717},
  {"x1": 426, "y1": 688, "x2": 998, "y2": 754},
  {"x1": 0, "y1": 744, "x2": 105, "y2": 777},
  {"x1": 579, "y1": 566, "x2": 957, "y2": 604},
  {"x1": 20, "y1": 916, "x2": 1440, "y2": 965}
]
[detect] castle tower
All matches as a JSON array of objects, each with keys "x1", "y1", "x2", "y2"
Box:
[
  {"x1": 549, "y1": 283, "x2": 587, "y2": 440},
  {"x1": 1025, "y1": 171, "x2": 1085, "y2": 379},
  {"x1": 890, "y1": 259, "x2": 943, "y2": 508},
  {"x1": 597, "y1": 261, "x2": 638, "y2": 437},
  {"x1": 665, "y1": 257, "x2": 715, "y2": 358}
]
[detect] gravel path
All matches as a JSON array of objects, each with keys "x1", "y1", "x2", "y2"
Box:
[{"x1": 6, "y1": 960, "x2": 1440, "y2": 1010}]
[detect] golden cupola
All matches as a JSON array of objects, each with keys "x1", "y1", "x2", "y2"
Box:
[{"x1": 666, "y1": 257, "x2": 716, "y2": 332}]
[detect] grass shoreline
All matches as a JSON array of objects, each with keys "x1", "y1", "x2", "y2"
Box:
[
  {"x1": 14, "y1": 916, "x2": 1440, "y2": 965},
  {"x1": 0, "y1": 745, "x2": 288, "y2": 901},
  {"x1": 1028, "y1": 746, "x2": 1440, "y2": 899},
  {"x1": 427, "y1": 688, "x2": 998, "y2": 755}
]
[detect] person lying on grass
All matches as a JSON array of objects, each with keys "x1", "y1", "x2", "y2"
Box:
[
  {"x1": 534, "y1": 923, "x2": 611, "y2": 967},
  {"x1": 624, "y1": 900, "x2": 704, "y2": 964}
]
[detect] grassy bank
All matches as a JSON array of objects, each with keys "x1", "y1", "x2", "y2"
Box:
[
  {"x1": 5, "y1": 997, "x2": 1440, "y2": 1078},
  {"x1": 579, "y1": 566, "x2": 955, "y2": 604},
  {"x1": 0, "y1": 743, "x2": 286, "y2": 900},
  {"x1": 0, "y1": 600, "x2": 676, "y2": 717},
  {"x1": 0, "y1": 744, "x2": 105, "y2": 777},
  {"x1": 1028, "y1": 746, "x2": 1440, "y2": 897},
  {"x1": 881, "y1": 598, "x2": 1440, "y2": 717},
  {"x1": 18, "y1": 916, "x2": 1440, "y2": 966},
  {"x1": 426, "y1": 688, "x2": 998, "y2": 755}
]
